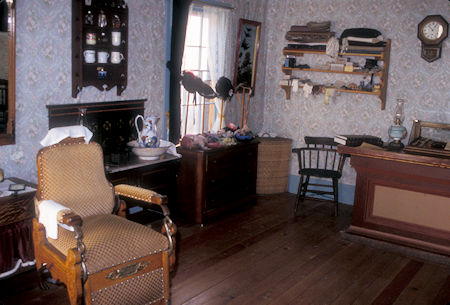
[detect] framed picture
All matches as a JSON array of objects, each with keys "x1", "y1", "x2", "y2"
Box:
[{"x1": 233, "y1": 19, "x2": 261, "y2": 93}]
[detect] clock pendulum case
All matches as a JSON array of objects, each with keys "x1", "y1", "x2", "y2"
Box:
[{"x1": 417, "y1": 15, "x2": 448, "y2": 62}]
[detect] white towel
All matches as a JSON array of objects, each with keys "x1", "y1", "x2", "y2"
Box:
[
  {"x1": 160, "y1": 139, "x2": 181, "y2": 157},
  {"x1": 38, "y1": 200, "x2": 74, "y2": 239},
  {"x1": 40, "y1": 126, "x2": 93, "y2": 147}
]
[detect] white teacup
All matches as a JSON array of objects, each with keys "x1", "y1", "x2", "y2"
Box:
[
  {"x1": 83, "y1": 50, "x2": 95, "y2": 63},
  {"x1": 111, "y1": 51, "x2": 124, "y2": 64},
  {"x1": 98, "y1": 51, "x2": 109, "y2": 63},
  {"x1": 112, "y1": 31, "x2": 121, "y2": 46}
]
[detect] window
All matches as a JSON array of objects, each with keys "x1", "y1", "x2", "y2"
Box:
[{"x1": 180, "y1": 4, "x2": 229, "y2": 137}]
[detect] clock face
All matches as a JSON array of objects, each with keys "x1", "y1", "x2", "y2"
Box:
[{"x1": 422, "y1": 21, "x2": 444, "y2": 40}]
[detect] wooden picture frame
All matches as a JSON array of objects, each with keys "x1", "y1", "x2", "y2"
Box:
[{"x1": 233, "y1": 19, "x2": 261, "y2": 93}]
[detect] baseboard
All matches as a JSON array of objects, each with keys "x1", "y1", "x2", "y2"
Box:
[
  {"x1": 341, "y1": 230, "x2": 450, "y2": 266},
  {"x1": 288, "y1": 175, "x2": 355, "y2": 205}
]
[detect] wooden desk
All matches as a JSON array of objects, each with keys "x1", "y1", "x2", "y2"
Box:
[
  {"x1": 0, "y1": 178, "x2": 37, "y2": 278},
  {"x1": 338, "y1": 145, "x2": 450, "y2": 256}
]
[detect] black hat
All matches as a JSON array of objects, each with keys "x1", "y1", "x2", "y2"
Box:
[{"x1": 215, "y1": 77, "x2": 234, "y2": 101}]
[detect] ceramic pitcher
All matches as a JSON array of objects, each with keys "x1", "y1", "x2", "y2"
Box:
[{"x1": 135, "y1": 115, "x2": 160, "y2": 148}]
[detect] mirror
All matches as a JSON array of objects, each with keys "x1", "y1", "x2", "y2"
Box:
[
  {"x1": 233, "y1": 19, "x2": 261, "y2": 94},
  {"x1": 0, "y1": 0, "x2": 15, "y2": 145}
]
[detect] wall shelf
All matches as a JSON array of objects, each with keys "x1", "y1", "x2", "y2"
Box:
[
  {"x1": 281, "y1": 39, "x2": 390, "y2": 110},
  {"x1": 282, "y1": 66, "x2": 382, "y2": 76},
  {"x1": 72, "y1": 0, "x2": 128, "y2": 98}
]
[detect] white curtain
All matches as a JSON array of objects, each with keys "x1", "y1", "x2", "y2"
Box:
[{"x1": 204, "y1": 5, "x2": 230, "y2": 131}]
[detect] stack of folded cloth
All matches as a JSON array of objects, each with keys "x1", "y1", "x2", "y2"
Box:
[
  {"x1": 340, "y1": 28, "x2": 386, "y2": 54},
  {"x1": 285, "y1": 21, "x2": 335, "y2": 50}
]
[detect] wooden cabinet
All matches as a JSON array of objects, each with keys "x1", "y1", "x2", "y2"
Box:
[
  {"x1": 0, "y1": 178, "x2": 36, "y2": 277},
  {"x1": 281, "y1": 39, "x2": 391, "y2": 110},
  {"x1": 72, "y1": 0, "x2": 128, "y2": 97},
  {"x1": 177, "y1": 142, "x2": 259, "y2": 224}
]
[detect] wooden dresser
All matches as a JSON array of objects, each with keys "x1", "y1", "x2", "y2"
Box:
[{"x1": 177, "y1": 142, "x2": 259, "y2": 224}]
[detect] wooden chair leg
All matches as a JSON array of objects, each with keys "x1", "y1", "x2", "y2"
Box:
[
  {"x1": 332, "y1": 178, "x2": 339, "y2": 216},
  {"x1": 301, "y1": 176, "x2": 310, "y2": 201},
  {"x1": 294, "y1": 175, "x2": 303, "y2": 213},
  {"x1": 294, "y1": 175, "x2": 309, "y2": 214}
]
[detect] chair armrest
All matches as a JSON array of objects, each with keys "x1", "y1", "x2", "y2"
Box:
[
  {"x1": 57, "y1": 210, "x2": 83, "y2": 227},
  {"x1": 114, "y1": 184, "x2": 168, "y2": 206}
]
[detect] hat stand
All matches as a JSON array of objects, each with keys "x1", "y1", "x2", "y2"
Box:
[{"x1": 236, "y1": 85, "x2": 252, "y2": 128}]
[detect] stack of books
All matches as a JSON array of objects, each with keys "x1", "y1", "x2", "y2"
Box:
[
  {"x1": 285, "y1": 21, "x2": 334, "y2": 51},
  {"x1": 334, "y1": 135, "x2": 384, "y2": 147},
  {"x1": 342, "y1": 36, "x2": 386, "y2": 55}
]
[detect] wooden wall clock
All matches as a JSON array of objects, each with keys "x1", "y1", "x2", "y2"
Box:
[{"x1": 417, "y1": 15, "x2": 448, "y2": 62}]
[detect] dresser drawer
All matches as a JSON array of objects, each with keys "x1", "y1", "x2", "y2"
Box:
[{"x1": 206, "y1": 145, "x2": 257, "y2": 179}]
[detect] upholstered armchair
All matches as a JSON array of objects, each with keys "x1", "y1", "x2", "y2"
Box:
[{"x1": 33, "y1": 137, "x2": 176, "y2": 305}]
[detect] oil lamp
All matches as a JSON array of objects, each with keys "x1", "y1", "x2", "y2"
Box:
[{"x1": 388, "y1": 99, "x2": 407, "y2": 151}]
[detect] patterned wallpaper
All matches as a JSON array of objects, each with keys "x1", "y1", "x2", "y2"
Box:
[
  {"x1": 0, "y1": 0, "x2": 449, "y2": 188},
  {"x1": 0, "y1": 0, "x2": 166, "y2": 182}
]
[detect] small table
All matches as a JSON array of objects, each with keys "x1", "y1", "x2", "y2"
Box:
[{"x1": 0, "y1": 178, "x2": 37, "y2": 278}]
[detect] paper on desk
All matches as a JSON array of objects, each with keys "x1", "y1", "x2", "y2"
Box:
[{"x1": 0, "y1": 179, "x2": 36, "y2": 197}]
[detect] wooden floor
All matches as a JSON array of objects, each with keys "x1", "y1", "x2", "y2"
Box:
[{"x1": 1, "y1": 193, "x2": 449, "y2": 305}]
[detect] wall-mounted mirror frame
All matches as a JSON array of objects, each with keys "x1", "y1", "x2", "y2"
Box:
[
  {"x1": 0, "y1": 0, "x2": 15, "y2": 145},
  {"x1": 233, "y1": 18, "x2": 261, "y2": 94}
]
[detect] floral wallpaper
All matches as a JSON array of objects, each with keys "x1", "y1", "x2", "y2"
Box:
[
  {"x1": 0, "y1": 0, "x2": 448, "y2": 190},
  {"x1": 0, "y1": 0, "x2": 166, "y2": 182}
]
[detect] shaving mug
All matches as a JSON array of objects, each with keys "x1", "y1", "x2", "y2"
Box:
[
  {"x1": 111, "y1": 51, "x2": 124, "y2": 64},
  {"x1": 83, "y1": 50, "x2": 96, "y2": 63},
  {"x1": 86, "y1": 32, "x2": 96, "y2": 45},
  {"x1": 98, "y1": 51, "x2": 109, "y2": 63},
  {"x1": 111, "y1": 31, "x2": 121, "y2": 46}
]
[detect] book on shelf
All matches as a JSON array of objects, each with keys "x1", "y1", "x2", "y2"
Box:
[
  {"x1": 346, "y1": 44, "x2": 385, "y2": 51},
  {"x1": 347, "y1": 40, "x2": 386, "y2": 47},
  {"x1": 334, "y1": 135, "x2": 384, "y2": 147},
  {"x1": 342, "y1": 49, "x2": 382, "y2": 55},
  {"x1": 286, "y1": 44, "x2": 327, "y2": 51},
  {"x1": 345, "y1": 36, "x2": 384, "y2": 44},
  {"x1": 285, "y1": 31, "x2": 335, "y2": 43}
]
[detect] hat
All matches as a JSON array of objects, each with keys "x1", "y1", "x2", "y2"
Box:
[{"x1": 215, "y1": 77, "x2": 234, "y2": 101}]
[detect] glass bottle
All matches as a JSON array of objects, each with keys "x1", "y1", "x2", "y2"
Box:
[
  {"x1": 85, "y1": 10, "x2": 93, "y2": 25},
  {"x1": 98, "y1": 10, "x2": 107, "y2": 27},
  {"x1": 112, "y1": 15, "x2": 120, "y2": 28}
]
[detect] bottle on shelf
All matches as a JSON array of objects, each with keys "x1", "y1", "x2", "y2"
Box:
[
  {"x1": 98, "y1": 10, "x2": 107, "y2": 27},
  {"x1": 112, "y1": 15, "x2": 120, "y2": 28},
  {"x1": 85, "y1": 10, "x2": 93, "y2": 25}
]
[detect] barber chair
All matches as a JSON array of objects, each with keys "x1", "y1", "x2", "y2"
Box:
[{"x1": 33, "y1": 137, "x2": 176, "y2": 305}]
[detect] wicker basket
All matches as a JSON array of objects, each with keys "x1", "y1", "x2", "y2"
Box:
[{"x1": 256, "y1": 137, "x2": 292, "y2": 194}]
